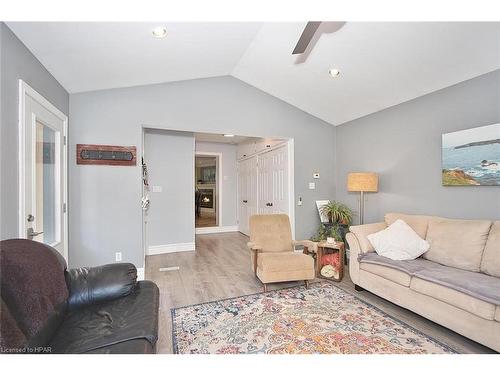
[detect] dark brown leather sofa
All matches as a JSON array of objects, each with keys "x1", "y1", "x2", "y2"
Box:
[{"x1": 0, "y1": 239, "x2": 159, "y2": 354}]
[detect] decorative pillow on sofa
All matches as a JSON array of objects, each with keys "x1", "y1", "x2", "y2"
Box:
[
  {"x1": 385, "y1": 213, "x2": 441, "y2": 239},
  {"x1": 367, "y1": 219, "x2": 430, "y2": 260}
]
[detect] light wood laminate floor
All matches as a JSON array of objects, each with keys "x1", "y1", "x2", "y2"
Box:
[
  {"x1": 195, "y1": 212, "x2": 217, "y2": 227},
  {"x1": 145, "y1": 232, "x2": 493, "y2": 354}
]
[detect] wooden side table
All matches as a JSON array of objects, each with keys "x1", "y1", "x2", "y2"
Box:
[{"x1": 316, "y1": 241, "x2": 345, "y2": 282}]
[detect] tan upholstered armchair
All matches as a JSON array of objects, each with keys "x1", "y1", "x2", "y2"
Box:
[{"x1": 247, "y1": 214, "x2": 316, "y2": 292}]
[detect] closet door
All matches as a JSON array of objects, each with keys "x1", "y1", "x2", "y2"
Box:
[
  {"x1": 268, "y1": 145, "x2": 289, "y2": 215},
  {"x1": 257, "y1": 152, "x2": 273, "y2": 215},
  {"x1": 237, "y1": 156, "x2": 258, "y2": 236}
]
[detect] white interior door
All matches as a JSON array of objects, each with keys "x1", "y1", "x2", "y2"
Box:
[
  {"x1": 258, "y1": 146, "x2": 289, "y2": 215},
  {"x1": 237, "y1": 156, "x2": 258, "y2": 236},
  {"x1": 19, "y1": 81, "x2": 68, "y2": 260},
  {"x1": 269, "y1": 145, "x2": 289, "y2": 215},
  {"x1": 257, "y1": 152, "x2": 272, "y2": 215}
]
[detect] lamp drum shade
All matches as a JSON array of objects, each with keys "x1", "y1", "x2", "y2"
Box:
[{"x1": 347, "y1": 172, "x2": 378, "y2": 192}]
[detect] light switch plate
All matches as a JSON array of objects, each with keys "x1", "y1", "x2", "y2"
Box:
[
  {"x1": 309, "y1": 182, "x2": 316, "y2": 189},
  {"x1": 152, "y1": 185, "x2": 162, "y2": 193}
]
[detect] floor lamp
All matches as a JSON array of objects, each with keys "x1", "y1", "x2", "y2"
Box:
[{"x1": 347, "y1": 172, "x2": 378, "y2": 225}]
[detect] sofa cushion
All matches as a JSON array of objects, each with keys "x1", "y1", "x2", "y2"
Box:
[
  {"x1": 414, "y1": 264, "x2": 500, "y2": 306},
  {"x1": 360, "y1": 262, "x2": 411, "y2": 287},
  {"x1": 349, "y1": 222, "x2": 387, "y2": 253},
  {"x1": 410, "y1": 277, "x2": 496, "y2": 320},
  {"x1": 257, "y1": 252, "x2": 313, "y2": 272},
  {"x1": 358, "y1": 252, "x2": 500, "y2": 306},
  {"x1": 385, "y1": 213, "x2": 440, "y2": 239},
  {"x1": 367, "y1": 219, "x2": 430, "y2": 260},
  {"x1": 424, "y1": 219, "x2": 492, "y2": 272},
  {"x1": 358, "y1": 252, "x2": 442, "y2": 275},
  {"x1": 480, "y1": 221, "x2": 500, "y2": 277},
  {"x1": 48, "y1": 280, "x2": 159, "y2": 353}
]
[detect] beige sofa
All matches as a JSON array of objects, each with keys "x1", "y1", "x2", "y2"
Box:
[{"x1": 346, "y1": 213, "x2": 500, "y2": 352}]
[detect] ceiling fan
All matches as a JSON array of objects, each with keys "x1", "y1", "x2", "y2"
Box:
[{"x1": 292, "y1": 21, "x2": 345, "y2": 55}]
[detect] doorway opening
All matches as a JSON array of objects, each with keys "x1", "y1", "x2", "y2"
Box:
[{"x1": 195, "y1": 154, "x2": 220, "y2": 228}]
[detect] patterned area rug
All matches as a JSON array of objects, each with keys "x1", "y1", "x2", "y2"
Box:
[{"x1": 171, "y1": 282, "x2": 456, "y2": 354}]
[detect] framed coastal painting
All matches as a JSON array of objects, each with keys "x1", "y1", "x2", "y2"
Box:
[{"x1": 442, "y1": 123, "x2": 500, "y2": 186}]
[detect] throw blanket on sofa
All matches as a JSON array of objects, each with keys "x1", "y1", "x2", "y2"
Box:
[{"x1": 359, "y1": 253, "x2": 500, "y2": 305}]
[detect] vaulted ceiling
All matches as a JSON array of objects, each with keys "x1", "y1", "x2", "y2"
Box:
[{"x1": 7, "y1": 22, "x2": 500, "y2": 125}]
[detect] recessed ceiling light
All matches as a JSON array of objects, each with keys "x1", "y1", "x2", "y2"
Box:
[
  {"x1": 328, "y1": 68, "x2": 341, "y2": 78},
  {"x1": 223, "y1": 134, "x2": 235, "y2": 137},
  {"x1": 152, "y1": 26, "x2": 167, "y2": 38}
]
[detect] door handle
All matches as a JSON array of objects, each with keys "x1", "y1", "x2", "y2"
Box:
[
  {"x1": 243, "y1": 200, "x2": 248, "y2": 203},
  {"x1": 266, "y1": 202, "x2": 273, "y2": 207},
  {"x1": 27, "y1": 227, "x2": 43, "y2": 240}
]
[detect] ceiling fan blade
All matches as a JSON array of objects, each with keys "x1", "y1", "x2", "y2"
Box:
[{"x1": 292, "y1": 21, "x2": 322, "y2": 55}]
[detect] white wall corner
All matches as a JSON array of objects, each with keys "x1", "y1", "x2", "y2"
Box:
[
  {"x1": 195, "y1": 225, "x2": 238, "y2": 235},
  {"x1": 136, "y1": 267, "x2": 145, "y2": 281},
  {"x1": 147, "y1": 242, "x2": 196, "y2": 255}
]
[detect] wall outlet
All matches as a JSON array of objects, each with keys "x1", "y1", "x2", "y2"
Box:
[
  {"x1": 308, "y1": 182, "x2": 316, "y2": 190},
  {"x1": 115, "y1": 252, "x2": 122, "y2": 262},
  {"x1": 313, "y1": 172, "x2": 320, "y2": 179}
]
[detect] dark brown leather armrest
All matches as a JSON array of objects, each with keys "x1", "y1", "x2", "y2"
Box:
[{"x1": 66, "y1": 263, "x2": 138, "y2": 311}]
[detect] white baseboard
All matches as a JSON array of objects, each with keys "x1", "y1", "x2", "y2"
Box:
[
  {"x1": 136, "y1": 267, "x2": 145, "y2": 281},
  {"x1": 195, "y1": 225, "x2": 238, "y2": 234},
  {"x1": 147, "y1": 242, "x2": 195, "y2": 255}
]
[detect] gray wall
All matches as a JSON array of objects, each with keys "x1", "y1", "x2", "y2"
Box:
[
  {"x1": 336, "y1": 70, "x2": 500, "y2": 224},
  {"x1": 144, "y1": 129, "x2": 195, "y2": 249},
  {"x1": 195, "y1": 141, "x2": 238, "y2": 227},
  {"x1": 0, "y1": 23, "x2": 69, "y2": 239},
  {"x1": 69, "y1": 76, "x2": 335, "y2": 268}
]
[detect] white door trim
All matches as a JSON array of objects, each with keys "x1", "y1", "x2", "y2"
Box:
[
  {"x1": 195, "y1": 151, "x2": 223, "y2": 229},
  {"x1": 287, "y1": 139, "x2": 295, "y2": 239},
  {"x1": 18, "y1": 80, "x2": 69, "y2": 261}
]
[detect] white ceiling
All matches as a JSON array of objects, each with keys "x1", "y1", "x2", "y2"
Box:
[
  {"x1": 7, "y1": 22, "x2": 500, "y2": 125},
  {"x1": 232, "y1": 22, "x2": 500, "y2": 125},
  {"x1": 6, "y1": 22, "x2": 262, "y2": 93}
]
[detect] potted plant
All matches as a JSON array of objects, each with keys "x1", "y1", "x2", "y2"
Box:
[
  {"x1": 311, "y1": 223, "x2": 343, "y2": 242},
  {"x1": 320, "y1": 200, "x2": 353, "y2": 225}
]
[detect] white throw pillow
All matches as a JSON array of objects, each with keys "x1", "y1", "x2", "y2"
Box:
[{"x1": 367, "y1": 219, "x2": 430, "y2": 260}]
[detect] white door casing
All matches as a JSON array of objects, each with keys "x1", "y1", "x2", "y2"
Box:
[{"x1": 18, "y1": 80, "x2": 68, "y2": 261}]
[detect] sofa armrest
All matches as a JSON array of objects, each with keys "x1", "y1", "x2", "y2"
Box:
[
  {"x1": 349, "y1": 222, "x2": 387, "y2": 253},
  {"x1": 247, "y1": 242, "x2": 263, "y2": 251},
  {"x1": 247, "y1": 243, "x2": 263, "y2": 274},
  {"x1": 346, "y1": 232, "x2": 361, "y2": 285},
  {"x1": 66, "y1": 263, "x2": 138, "y2": 311},
  {"x1": 293, "y1": 240, "x2": 318, "y2": 253}
]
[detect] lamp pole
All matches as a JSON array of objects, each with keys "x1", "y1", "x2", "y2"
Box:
[{"x1": 359, "y1": 190, "x2": 365, "y2": 225}]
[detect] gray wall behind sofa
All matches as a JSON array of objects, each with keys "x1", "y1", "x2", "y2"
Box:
[
  {"x1": 335, "y1": 70, "x2": 500, "y2": 224},
  {"x1": 0, "y1": 23, "x2": 69, "y2": 240},
  {"x1": 69, "y1": 76, "x2": 336, "y2": 268}
]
